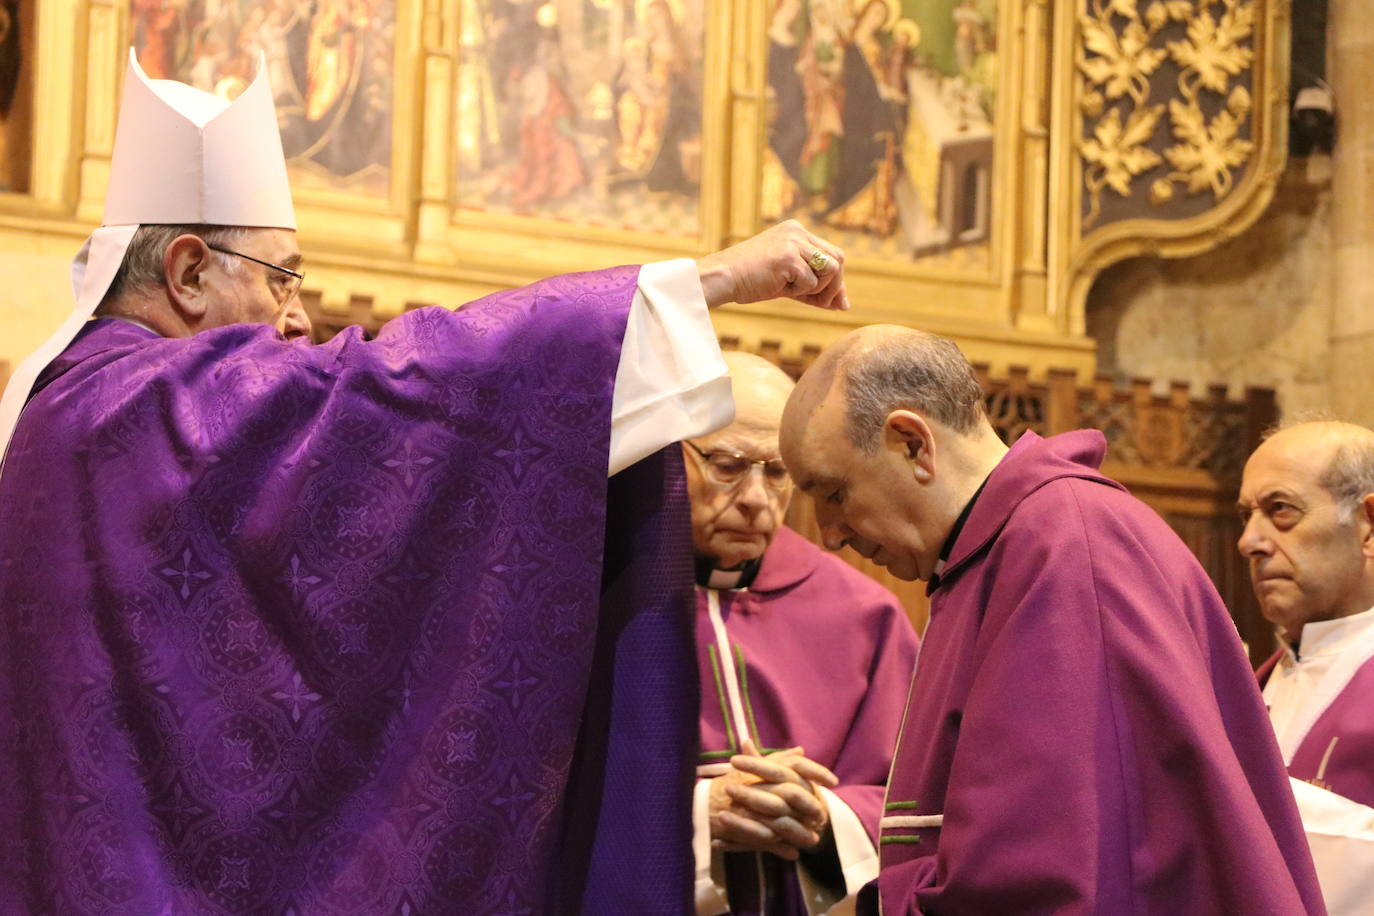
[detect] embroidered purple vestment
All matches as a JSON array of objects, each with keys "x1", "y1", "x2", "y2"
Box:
[{"x1": 0, "y1": 267, "x2": 695, "y2": 914}]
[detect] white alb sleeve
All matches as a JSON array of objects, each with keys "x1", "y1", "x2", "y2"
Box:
[
  {"x1": 794, "y1": 786, "x2": 880, "y2": 916},
  {"x1": 608, "y1": 259, "x2": 734, "y2": 476},
  {"x1": 693, "y1": 778, "x2": 731, "y2": 916},
  {"x1": 1290, "y1": 777, "x2": 1374, "y2": 916}
]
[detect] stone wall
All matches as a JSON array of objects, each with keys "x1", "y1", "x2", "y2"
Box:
[
  {"x1": 1090, "y1": 0, "x2": 1374, "y2": 430},
  {"x1": 1086, "y1": 161, "x2": 1335, "y2": 421}
]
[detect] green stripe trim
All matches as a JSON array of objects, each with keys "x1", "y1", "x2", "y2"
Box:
[
  {"x1": 700, "y1": 748, "x2": 782, "y2": 761},
  {"x1": 707, "y1": 643, "x2": 737, "y2": 751},
  {"x1": 880, "y1": 836, "x2": 924, "y2": 845},
  {"x1": 734, "y1": 645, "x2": 764, "y2": 748},
  {"x1": 698, "y1": 750, "x2": 735, "y2": 760},
  {"x1": 884, "y1": 801, "x2": 919, "y2": 811}
]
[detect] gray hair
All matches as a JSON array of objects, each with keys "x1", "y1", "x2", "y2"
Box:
[
  {"x1": 99, "y1": 223, "x2": 251, "y2": 307},
  {"x1": 1319, "y1": 439, "x2": 1374, "y2": 523},
  {"x1": 1265, "y1": 416, "x2": 1374, "y2": 523},
  {"x1": 842, "y1": 330, "x2": 986, "y2": 453}
]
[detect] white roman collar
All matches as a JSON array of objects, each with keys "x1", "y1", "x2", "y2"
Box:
[
  {"x1": 1284, "y1": 604, "x2": 1374, "y2": 663},
  {"x1": 706, "y1": 567, "x2": 746, "y2": 590}
]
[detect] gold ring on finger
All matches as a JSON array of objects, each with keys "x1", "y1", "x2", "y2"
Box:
[{"x1": 807, "y1": 249, "x2": 831, "y2": 273}]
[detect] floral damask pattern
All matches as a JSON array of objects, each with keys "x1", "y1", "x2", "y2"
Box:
[
  {"x1": 0, "y1": 267, "x2": 694, "y2": 913},
  {"x1": 1077, "y1": 0, "x2": 1258, "y2": 227}
]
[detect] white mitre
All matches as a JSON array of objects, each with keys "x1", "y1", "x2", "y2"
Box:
[{"x1": 0, "y1": 48, "x2": 295, "y2": 466}]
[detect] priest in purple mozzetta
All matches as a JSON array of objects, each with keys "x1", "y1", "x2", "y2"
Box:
[
  {"x1": 1240, "y1": 421, "x2": 1374, "y2": 915},
  {"x1": 684, "y1": 352, "x2": 918, "y2": 915},
  {"x1": 0, "y1": 52, "x2": 853, "y2": 915},
  {"x1": 779, "y1": 325, "x2": 1326, "y2": 915}
]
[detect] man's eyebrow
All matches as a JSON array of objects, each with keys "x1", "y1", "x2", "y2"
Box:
[
  {"x1": 281, "y1": 253, "x2": 305, "y2": 270},
  {"x1": 1241, "y1": 488, "x2": 1301, "y2": 511}
]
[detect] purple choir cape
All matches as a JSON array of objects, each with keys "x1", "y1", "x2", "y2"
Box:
[
  {"x1": 695, "y1": 526, "x2": 918, "y2": 915},
  {"x1": 872, "y1": 431, "x2": 1325, "y2": 916},
  {"x1": 0, "y1": 267, "x2": 698, "y2": 915},
  {"x1": 1258, "y1": 652, "x2": 1374, "y2": 807}
]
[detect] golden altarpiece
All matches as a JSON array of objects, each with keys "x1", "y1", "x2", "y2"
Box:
[{"x1": 0, "y1": 0, "x2": 1289, "y2": 657}]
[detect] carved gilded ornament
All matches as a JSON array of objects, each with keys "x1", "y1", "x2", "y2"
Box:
[{"x1": 1077, "y1": 0, "x2": 1257, "y2": 226}]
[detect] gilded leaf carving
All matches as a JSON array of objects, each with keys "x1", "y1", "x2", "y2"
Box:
[
  {"x1": 1077, "y1": 0, "x2": 1258, "y2": 229},
  {"x1": 1166, "y1": 5, "x2": 1255, "y2": 94},
  {"x1": 1155, "y1": 0, "x2": 1257, "y2": 204},
  {"x1": 1079, "y1": 15, "x2": 1168, "y2": 103},
  {"x1": 1082, "y1": 106, "x2": 1165, "y2": 222},
  {"x1": 1164, "y1": 99, "x2": 1253, "y2": 195}
]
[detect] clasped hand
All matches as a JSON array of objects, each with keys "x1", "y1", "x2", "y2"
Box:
[{"x1": 708, "y1": 738, "x2": 839, "y2": 861}]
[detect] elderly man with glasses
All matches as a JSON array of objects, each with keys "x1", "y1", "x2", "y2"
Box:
[
  {"x1": 686, "y1": 351, "x2": 919, "y2": 916},
  {"x1": 87, "y1": 226, "x2": 312, "y2": 339}
]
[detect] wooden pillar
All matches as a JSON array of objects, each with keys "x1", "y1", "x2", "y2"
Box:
[
  {"x1": 414, "y1": 0, "x2": 458, "y2": 264},
  {"x1": 74, "y1": 0, "x2": 124, "y2": 224},
  {"x1": 1045, "y1": 368, "x2": 1080, "y2": 435}
]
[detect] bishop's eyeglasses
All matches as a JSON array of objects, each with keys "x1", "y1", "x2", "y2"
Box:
[
  {"x1": 207, "y1": 243, "x2": 305, "y2": 306},
  {"x1": 685, "y1": 441, "x2": 791, "y2": 491}
]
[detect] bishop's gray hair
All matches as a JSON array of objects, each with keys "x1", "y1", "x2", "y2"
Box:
[
  {"x1": 99, "y1": 223, "x2": 252, "y2": 307},
  {"x1": 842, "y1": 330, "x2": 986, "y2": 454},
  {"x1": 1319, "y1": 438, "x2": 1374, "y2": 523}
]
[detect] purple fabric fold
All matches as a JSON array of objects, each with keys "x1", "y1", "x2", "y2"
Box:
[
  {"x1": 875, "y1": 431, "x2": 1325, "y2": 916},
  {"x1": 554, "y1": 448, "x2": 697, "y2": 914},
  {"x1": 0, "y1": 266, "x2": 694, "y2": 914}
]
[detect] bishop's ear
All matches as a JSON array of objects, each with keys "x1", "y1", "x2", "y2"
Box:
[
  {"x1": 884, "y1": 410, "x2": 936, "y2": 483},
  {"x1": 163, "y1": 234, "x2": 214, "y2": 324}
]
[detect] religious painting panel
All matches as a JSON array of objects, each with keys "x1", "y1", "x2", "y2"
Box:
[
  {"x1": 129, "y1": 0, "x2": 396, "y2": 198},
  {"x1": 761, "y1": 0, "x2": 998, "y2": 270},
  {"x1": 454, "y1": 0, "x2": 708, "y2": 238},
  {"x1": 0, "y1": 0, "x2": 33, "y2": 194}
]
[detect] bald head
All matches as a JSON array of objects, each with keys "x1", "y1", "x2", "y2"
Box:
[
  {"x1": 778, "y1": 326, "x2": 1005, "y2": 582},
  {"x1": 722, "y1": 350, "x2": 795, "y2": 435},
  {"x1": 1254, "y1": 422, "x2": 1374, "y2": 521},
  {"x1": 782, "y1": 332, "x2": 858, "y2": 443},
  {"x1": 783, "y1": 325, "x2": 987, "y2": 459}
]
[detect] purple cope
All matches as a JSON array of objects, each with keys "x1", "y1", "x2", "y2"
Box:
[
  {"x1": 0, "y1": 268, "x2": 698, "y2": 915},
  {"x1": 873, "y1": 431, "x2": 1326, "y2": 916}
]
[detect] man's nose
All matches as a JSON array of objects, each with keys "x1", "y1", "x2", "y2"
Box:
[
  {"x1": 819, "y1": 522, "x2": 848, "y2": 552},
  {"x1": 279, "y1": 297, "x2": 313, "y2": 340},
  {"x1": 733, "y1": 467, "x2": 772, "y2": 511},
  {"x1": 814, "y1": 505, "x2": 849, "y2": 551},
  {"x1": 1237, "y1": 514, "x2": 1271, "y2": 559}
]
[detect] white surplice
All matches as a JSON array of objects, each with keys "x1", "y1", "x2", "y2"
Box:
[{"x1": 1264, "y1": 606, "x2": 1374, "y2": 916}]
